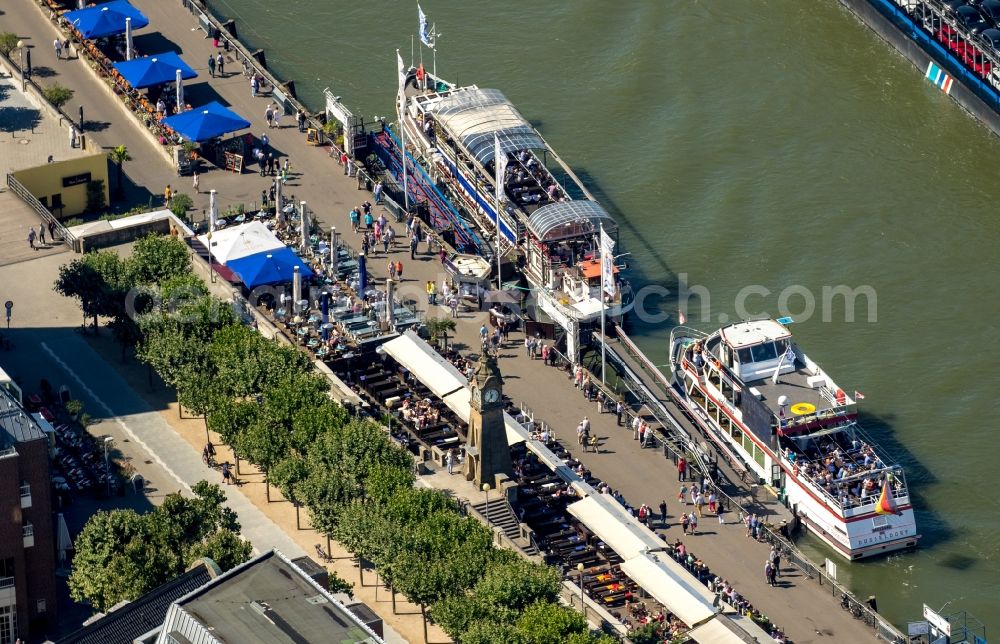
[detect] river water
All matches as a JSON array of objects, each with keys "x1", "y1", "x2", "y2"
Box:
[{"x1": 207, "y1": 0, "x2": 1000, "y2": 630}]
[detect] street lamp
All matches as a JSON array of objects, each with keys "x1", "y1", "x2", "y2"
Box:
[
  {"x1": 577, "y1": 562, "x2": 585, "y2": 613},
  {"x1": 103, "y1": 437, "x2": 114, "y2": 497},
  {"x1": 16, "y1": 41, "x2": 25, "y2": 91},
  {"x1": 482, "y1": 482, "x2": 491, "y2": 528}
]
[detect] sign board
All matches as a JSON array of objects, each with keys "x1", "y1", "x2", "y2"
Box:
[
  {"x1": 924, "y1": 604, "x2": 952, "y2": 636},
  {"x1": 776, "y1": 316, "x2": 795, "y2": 325},
  {"x1": 62, "y1": 172, "x2": 92, "y2": 188},
  {"x1": 908, "y1": 621, "x2": 930, "y2": 636},
  {"x1": 824, "y1": 558, "x2": 837, "y2": 581},
  {"x1": 306, "y1": 127, "x2": 319, "y2": 146},
  {"x1": 224, "y1": 151, "x2": 243, "y2": 174}
]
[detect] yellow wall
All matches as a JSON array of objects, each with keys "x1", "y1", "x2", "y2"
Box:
[{"x1": 12, "y1": 154, "x2": 110, "y2": 219}]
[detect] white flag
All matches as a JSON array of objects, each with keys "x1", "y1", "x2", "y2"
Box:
[
  {"x1": 396, "y1": 49, "x2": 406, "y2": 94},
  {"x1": 600, "y1": 225, "x2": 616, "y2": 297},
  {"x1": 494, "y1": 134, "x2": 507, "y2": 186},
  {"x1": 418, "y1": 4, "x2": 435, "y2": 48}
]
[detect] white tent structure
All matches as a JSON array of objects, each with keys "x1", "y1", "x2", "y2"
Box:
[{"x1": 197, "y1": 220, "x2": 284, "y2": 265}]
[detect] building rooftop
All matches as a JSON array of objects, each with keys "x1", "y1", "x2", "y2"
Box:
[
  {"x1": 0, "y1": 380, "x2": 47, "y2": 451},
  {"x1": 55, "y1": 561, "x2": 217, "y2": 644},
  {"x1": 159, "y1": 550, "x2": 382, "y2": 643}
]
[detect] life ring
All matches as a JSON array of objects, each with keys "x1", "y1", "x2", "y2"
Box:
[
  {"x1": 835, "y1": 389, "x2": 846, "y2": 406},
  {"x1": 790, "y1": 402, "x2": 816, "y2": 416}
]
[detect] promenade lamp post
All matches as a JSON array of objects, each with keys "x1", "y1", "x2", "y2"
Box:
[
  {"x1": 482, "y1": 483, "x2": 491, "y2": 529},
  {"x1": 103, "y1": 436, "x2": 114, "y2": 497},
  {"x1": 17, "y1": 41, "x2": 25, "y2": 91},
  {"x1": 577, "y1": 562, "x2": 585, "y2": 613}
]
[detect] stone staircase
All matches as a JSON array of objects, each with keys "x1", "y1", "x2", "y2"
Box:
[{"x1": 470, "y1": 498, "x2": 539, "y2": 557}]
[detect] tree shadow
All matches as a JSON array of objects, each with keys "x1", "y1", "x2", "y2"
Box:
[
  {"x1": 0, "y1": 106, "x2": 42, "y2": 133},
  {"x1": 31, "y1": 65, "x2": 58, "y2": 79}
]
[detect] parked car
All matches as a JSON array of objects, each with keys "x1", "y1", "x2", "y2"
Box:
[
  {"x1": 977, "y1": 0, "x2": 1000, "y2": 27},
  {"x1": 979, "y1": 27, "x2": 1000, "y2": 49},
  {"x1": 956, "y1": 5, "x2": 990, "y2": 34}
]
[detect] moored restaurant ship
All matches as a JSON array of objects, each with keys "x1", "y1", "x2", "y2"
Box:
[
  {"x1": 395, "y1": 69, "x2": 630, "y2": 361},
  {"x1": 669, "y1": 319, "x2": 919, "y2": 560}
]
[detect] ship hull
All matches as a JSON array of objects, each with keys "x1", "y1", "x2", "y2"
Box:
[{"x1": 840, "y1": 0, "x2": 1000, "y2": 137}]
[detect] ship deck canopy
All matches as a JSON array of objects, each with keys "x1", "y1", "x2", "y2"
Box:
[
  {"x1": 427, "y1": 87, "x2": 544, "y2": 165},
  {"x1": 527, "y1": 200, "x2": 617, "y2": 243}
]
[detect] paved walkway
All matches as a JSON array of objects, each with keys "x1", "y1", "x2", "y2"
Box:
[{"x1": 1, "y1": 1, "x2": 884, "y2": 641}]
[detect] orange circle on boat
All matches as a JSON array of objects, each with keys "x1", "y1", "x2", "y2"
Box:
[{"x1": 790, "y1": 402, "x2": 816, "y2": 415}]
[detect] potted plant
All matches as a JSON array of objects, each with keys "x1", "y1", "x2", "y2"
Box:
[{"x1": 65, "y1": 399, "x2": 83, "y2": 420}]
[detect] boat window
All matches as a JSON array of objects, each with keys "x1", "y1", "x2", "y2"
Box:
[
  {"x1": 750, "y1": 342, "x2": 778, "y2": 363},
  {"x1": 774, "y1": 338, "x2": 790, "y2": 356},
  {"x1": 737, "y1": 347, "x2": 752, "y2": 364}
]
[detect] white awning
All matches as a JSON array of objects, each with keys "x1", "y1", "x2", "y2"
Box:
[
  {"x1": 619, "y1": 554, "x2": 720, "y2": 628},
  {"x1": 197, "y1": 220, "x2": 285, "y2": 265},
  {"x1": 380, "y1": 331, "x2": 468, "y2": 398},
  {"x1": 566, "y1": 494, "x2": 664, "y2": 560},
  {"x1": 686, "y1": 618, "x2": 749, "y2": 644}
]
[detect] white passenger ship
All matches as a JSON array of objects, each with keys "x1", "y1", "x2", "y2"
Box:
[
  {"x1": 669, "y1": 319, "x2": 918, "y2": 560},
  {"x1": 397, "y1": 71, "x2": 629, "y2": 362}
]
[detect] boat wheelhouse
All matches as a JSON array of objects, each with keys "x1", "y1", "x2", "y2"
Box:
[
  {"x1": 669, "y1": 319, "x2": 919, "y2": 560},
  {"x1": 398, "y1": 80, "x2": 628, "y2": 360}
]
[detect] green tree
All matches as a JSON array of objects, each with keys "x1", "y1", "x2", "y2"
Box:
[
  {"x1": 208, "y1": 325, "x2": 314, "y2": 400},
  {"x1": 54, "y1": 250, "x2": 128, "y2": 330},
  {"x1": 425, "y1": 316, "x2": 457, "y2": 349},
  {"x1": 514, "y1": 601, "x2": 590, "y2": 644},
  {"x1": 68, "y1": 482, "x2": 250, "y2": 613},
  {"x1": 206, "y1": 397, "x2": 259, "y2": 447},
  {"x1": 236, "y1": 416, "x2": 289, "y2": 501},
  {"x1": 290, "y1": 399, "x2": 347, "y2": 456},
  {"x1": 42, "y1": 83, "x2": 74, "y2": 109},
  {"x1": 169, "y1": 193, "x2": 194, "y2": 221},
  {"x1": 128, "y1": 233, "x2": 191, "y2": 286},
  {"x1": 270, "y1": 455, "x2": 310, "y2": 528},
  {"x1": 0, "y1": 33, "x2": 19, "y2": 57},
  {"x1": 109, "y1": 145, "x2": 131, "y2": 198},
  {"x1": 86, "y1": 179, "x2": 107, "y2": 212},
  {"x1": 462, "y1": 620, "x2": 525, "y2": 644}
]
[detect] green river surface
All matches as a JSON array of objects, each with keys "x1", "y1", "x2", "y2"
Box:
[{"x1": 206, "y1": 0, "x2": 999, "y2": 631}]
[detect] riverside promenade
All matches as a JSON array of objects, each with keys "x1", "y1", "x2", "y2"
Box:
[{"x1": 2, "y1": 0, "x2": 883, "y2": 641}]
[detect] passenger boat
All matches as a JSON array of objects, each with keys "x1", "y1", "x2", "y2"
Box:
[
  {"x1": 669, "y1": 319, "x2": 919, "y2": 560},
  {"x1": 840, "y1": 0, "x2": 1000, "y2": 137},
  {"x1": 396, "y1": 71, "x2": 630, "y2": 362}
]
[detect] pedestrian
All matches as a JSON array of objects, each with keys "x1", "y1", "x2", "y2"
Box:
[
  {"x1": 765, "y1": 561, "x2": 776, "y2": 586},
  {"x1": 373, "y1": 179, "x2": 384, "y2": 204},
  {"x1": 273, "y1": 106, "x2": 281, "y2": 129},
  {"x1": 216, "y1": 52, "x2": 225, "y2": 76},
  {"x1": 349, "y1": 207, "x2": 360, "y2": 232},
  {"x1": 677, "y1": 456, "x2": 687, "y2": 482},
  {"x1": 38, "y1": 225, "x2": 45, "y2": 245},
  {"x1": 395, "y1": 260, "x2": 403, "y2": 280},
  {"x1": 192, "y1": 171, "x2": 200, "y2": 194},
  {"x1": 208, "y1": 54, "x2": 216, "y2": 77},
  {"x1": 678, "y1": 484, "x2": 688, "y2": 505},
  {"x1": 48, "y1": 221, "x2": 56, "y2": 241},
  {"x1": 164, "y1": 185, "x2": 172, "y2": 206},
  {"x1": 410, "y1": 233, "x2": 418, "y2": 260},
  {"x1": 638, "y1": 504, "x2": 649, "y2": 525},
  {"x1": 427, "y1": 281, "x2": 436, "y2": 305},
  {"x1": 261, "y1": 132, "x2": 270, "y2": 150},
  {"x1": 261, "y1": 189, "x2": 268, "y2": 209},
  {"x1": 708, "y1": 491, "x2": 717, "y2": 514},
  {"x1": 340, "y1": 151, "x2": 348, "y2": 169},
  {"x1": 250, "y1": 75, "x2": 259, "y2": 97},
  {"x1": 688, "y1": 511, "x2": 698, "y2": 535},
  {"x1": 631, "y1": 414, "x2": 640, "y2": 438},
  {"x1": 695, "y1": 492, "x2": 704, "y2": 517},
  {"x1": 54, "y1": 38, "x2": 63, "y2": 59},
  {"x1": 212, "y1": 27, "x2": 221, "y2": 48},
  {"x1": 446, "y1": 449, "x2": 454, "y2": 475},
  {"x1": 772, "y1": 547, "x2": 782, "y2": 578},
  {"x1": 297, "y1": 108, "x2": 306, "y2": 132},
  {"x1": 221, "y1": 461, "x2": 231, "y2": 485},
  {"x1": 681, "y1": 513, "x2": 690, "y2": 534},
  {"x1": 27, "y1": 227, "x2": 37, "y2": 250},
  {"x1": 596, "y1": 389, "x2": 605, "y2": 414},
  {"x1": 381, "y1": 230, "x2": 390, "y2": 254},
  {"x1": 449, "y1": 295, "x2": 458, "y2": 318},
  {"x1": 718, "y1": 505, "x2": 725, "y2": 524},
  {"x1": 659, "y1": 500, "x2": 668, "y2": 525},
  {"x1": 265, "y1": 104, "x2": 274, "y2": 128},
  {"x1": 69, "y1": 125, "x2": 77, "y2": 149},
  {"x1": 364, "y1": 210, "x2": 374, "y2": 230},
  {"x1": 616, "y1": 401, "x2": 624, "y2": 426}
]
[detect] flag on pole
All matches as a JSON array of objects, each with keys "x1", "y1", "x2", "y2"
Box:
[
  {"x1": 854, "y1": 390, "x2": 865, "y2": 400},
  {"x1": 418, "y1": 4, "x2": 435, "y2": 48},
  {"x1": 874, "y1": 476, "x2": 901, "y2": 515},
  {"x1": 600, "y1": 226, "x2": 616, "y2": 297},
  {"x1": 396, "y1": 49, "x2": 406, "y2": 94},
  {"x1": 678, "y1": 310, "x2": 686, "y2": 325}
]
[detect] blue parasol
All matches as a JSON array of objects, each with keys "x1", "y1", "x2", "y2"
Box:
[
  {"x1": 160, "y1": 101, "x2": 251, "y2": 142},
  {"x1": 112, "y1": 52, "x2": 197, "y2": 89},
  {"x1": 64, "y1": 0, "x2": 149, "y2": 39}
]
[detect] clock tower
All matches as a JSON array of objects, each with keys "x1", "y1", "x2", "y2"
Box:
[{"x1": 464, "y1": 350, "x2": 513, "y2": 487}]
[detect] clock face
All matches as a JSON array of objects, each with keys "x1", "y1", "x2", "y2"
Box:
[{"x1": 484, "y1": 388, "x2": 500, "y2": 404}]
